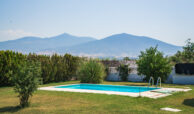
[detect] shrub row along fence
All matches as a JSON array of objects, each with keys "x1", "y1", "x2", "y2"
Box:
[
  {"x1": 0, "y1": 50, "x2": 80, "y2": 86},
  {"x1": 175, "y1": 63, "x2": 194, "y2": 75}
]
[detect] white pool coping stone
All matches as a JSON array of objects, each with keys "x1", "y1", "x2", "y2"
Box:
[
  {"x1": 38, "y1": 84, "x2": 192, "y2": 99},
  {"x1": 161, "y1": 107, "x2": 182, "y2": 112}
]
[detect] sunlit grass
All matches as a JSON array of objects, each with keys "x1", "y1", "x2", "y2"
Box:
[{"x1": 0, "y1": 81, "x2": 193, "y2": 114}]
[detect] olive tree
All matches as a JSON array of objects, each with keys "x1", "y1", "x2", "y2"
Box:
[
  {"x1": 136, "y1": 46, "x2": 172, "y2": 82},
  {"x1": 13, "y1": 61, "x2": 41, "y2": 107}
]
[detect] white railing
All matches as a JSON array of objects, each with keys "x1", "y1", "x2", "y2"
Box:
[
  {"x1": 148, "y1": 77, "x2": 154, "y2": 87},
  {"x1": 156, "y1": 77, "x2": 161, "y2": 88}
]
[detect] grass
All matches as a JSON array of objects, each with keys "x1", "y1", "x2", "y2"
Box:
[{"x1": 0, "y1": 81, "x2": 194, "y2": 114}]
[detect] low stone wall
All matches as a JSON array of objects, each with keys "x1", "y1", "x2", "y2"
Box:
[
  {"x1": 172, "y1": 69, "x2": 194, "y2": 85},
  {"x1": 106, "y1": 67, "x2": 145, "y2": 82},
  {"x1": 106, "y1": 66, "x2": 194, "y2": 84},
  {"x1": 106, "y1": 73, "x2": 144, "y2": 82},
  {"x1": 106, "y1": 73, "x2": 121, "y2": 81},
  {"x1": 173, "y1": 75, "x2": 194, "y2": 85},
  {"x1": 128, "y1": 74, "x2": 144, "y2": 82}
]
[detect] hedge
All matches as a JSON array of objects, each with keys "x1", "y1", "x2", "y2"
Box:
[{"x1": 0, "y1": 51, "x2": 80, "y2": 86}]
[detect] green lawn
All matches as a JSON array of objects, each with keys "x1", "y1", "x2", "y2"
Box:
[{"x1": 0, "y1": 81, "x2": 194, "y2": 114}]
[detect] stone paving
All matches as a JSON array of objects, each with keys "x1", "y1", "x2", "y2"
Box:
[
  {"x1": 39, "y1": 85, "x2": 191, "y2": 99},
  {"x1": 160, "y1": 107, "x2": 182, "y2": 112}
]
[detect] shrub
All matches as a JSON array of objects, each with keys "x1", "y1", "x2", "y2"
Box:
[
  {"x1": 118, "y1": 64, "x2": 131, "y2": 81},
  {"x1": 79, "y1": 60, "x2": 105, "y2": 83},
  {"x1": 13, "y1": 61, "x2": 41, "y2": 107}
]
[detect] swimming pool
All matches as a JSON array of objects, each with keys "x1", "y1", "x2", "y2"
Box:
[{"x1": 55, "y1": 84, "x2": 159, "y2": 93}]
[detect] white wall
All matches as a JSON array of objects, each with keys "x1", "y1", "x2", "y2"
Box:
[
  {"x1": 128, "y1": 74, "x2": 145, "y2": 82},
  {"x1": 172, "y1": 68, "x2": 194, "y2": 85},
  {"x1": 106, "y1": 67, "x2": 144, "y2": 82},
  {"x1": 107, "y1": 66, "x2": 194, "y2": 85}
]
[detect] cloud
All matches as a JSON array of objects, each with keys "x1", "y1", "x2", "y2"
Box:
[{"x1": 0, "y1": 29, "x2": 39, "y2": 41}]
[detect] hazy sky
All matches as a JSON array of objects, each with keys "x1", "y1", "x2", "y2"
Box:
[{"x1": 0, "y1": 0, "x2": 194, "y2": 46}]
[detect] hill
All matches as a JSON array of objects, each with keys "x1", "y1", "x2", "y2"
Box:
[
  {"x1": 55, "y1": 33, "x2": 181, "y2": 57},
  {"x1": 0, "y1": 33, "x2": 96, "y2": 53}
]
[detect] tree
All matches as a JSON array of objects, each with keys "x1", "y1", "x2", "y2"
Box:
[
  {"x1": 136, "y1": 46, "x2": 172, "y2": 82},
  {"x1": 123, "y1": 57, "x2": 130, "y2": 61},
  {"x1": 78, "y1": 60, "x2": 105, "y2": 83},
  {"x1": 0, "y1": 51, "x2": 26, "y2": 86},
  {"x1": 182, "y1": 39, "x2": 194, "y2": 62},
  {"x1": 118, "y1": 64, "x2": 131, "y2": 81},
  {"x1": 13, "y1": 61, "x2": 41, "y2": 107},
  {"x1": 64, "y1": 54, "x2": 80, "y2": 81},
  {"x1": 0, "y1": 51, "x2": 80, "y2": 86},
  {"x1": 169, "y1": 39, "x2": 194, "y2": 64}
]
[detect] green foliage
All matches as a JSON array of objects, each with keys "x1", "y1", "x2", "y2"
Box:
[
  {"x1": 1, "y1": 81, "x2": 194, "y2": 113},
  {"x1": 0, "y1": 51, "x2": 80, "y2": 86},
  {"x1": 104, "y1": 67, "x2": 109, "y2": 80},
  {"x1": 13, "y1": 61, "x2": 41, "y2": 107},
  {"x1": 182, "y1": 39, "x2": 194, "y2": 62},
  {"x1": 27, "y1": 53, "x2": 80, "y2": 84},
  {"x1": 79, "y1": 60, "x2": 105, "y2": 83},
  {"x1": 170, "y1": 39, "x2": 194, "y2": 63},
  {"x1": 0, "y1": 50, "x2": 26, "y2": 86},
  {"x1": 123, "y1": 57, "x2": 130, "y2": 61},
  {"x1": 136, "y1": 46, "x2": 172, "y2": 82},
  {"x1": 118, "y1": 64, "x2": 131, "y2": 81}
]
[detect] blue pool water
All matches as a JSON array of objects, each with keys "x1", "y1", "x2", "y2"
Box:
[{"x1": 55, "y1": 84, "x2": 159, "y2": 93}]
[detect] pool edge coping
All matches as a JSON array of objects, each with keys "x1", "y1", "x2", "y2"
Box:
[{"x1": 38, "y1": 83, "x2": 192, "y2": 99}]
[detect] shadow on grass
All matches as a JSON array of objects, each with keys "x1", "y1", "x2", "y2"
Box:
[
  {"x1": 183, "y1": 98, "x2": 194, "y2": 107},
  {"x1": 0, "y1": 106, "x2": 22, "y2": 113}
]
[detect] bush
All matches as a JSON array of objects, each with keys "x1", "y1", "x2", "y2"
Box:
[
  {"x1": 118, "y1": 64, "x2": 131, "y2": 81},
  {"x1": 13, "y1": 61, "x2": 41, "y2": 108},
  {"x1": 79, "y1": 60, "x2": 105, "y2": 83}
]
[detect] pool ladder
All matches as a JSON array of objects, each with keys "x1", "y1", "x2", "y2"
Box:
[
  {"x1": 148, "y1": 77, "x2": 154, "y2": 87},
  {"x1": 148, "y1": 77, "x2": 161, "y2": 88},
  {"x1": 156, "y1": 77, "x2": 161, "y2": 88}
]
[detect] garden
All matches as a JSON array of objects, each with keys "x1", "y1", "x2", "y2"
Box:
[{"x1": 0, "y1": 39, "x2": 193, "y2": 113}]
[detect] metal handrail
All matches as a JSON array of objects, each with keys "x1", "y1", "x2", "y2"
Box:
[
  {"x1": 156, "y1": 77, "x2": 161, "y2": 88},
  {"x1": 148, "y1": 77, "x2": 154, "y2": 87}
]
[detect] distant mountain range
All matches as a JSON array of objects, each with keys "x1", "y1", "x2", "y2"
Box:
[
  {"x1": 0, "y1": 33, "x2": 182, "y2": 57},
  {"x1": 0, "y1": 33, "x2": 95, "y2": 52}
]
